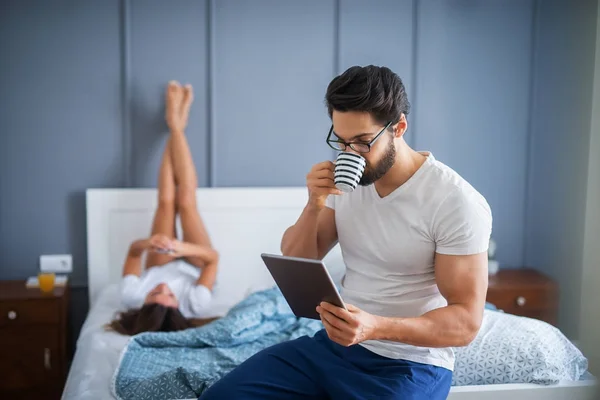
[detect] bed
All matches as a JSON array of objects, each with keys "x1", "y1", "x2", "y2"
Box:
[{"x1": 61, "y1": 187, "x2": 598, "y2": 400}]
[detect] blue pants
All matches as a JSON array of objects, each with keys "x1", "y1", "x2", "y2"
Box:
[{"x1": 200, "y1": 329, "x2": 452, "y2": 400}]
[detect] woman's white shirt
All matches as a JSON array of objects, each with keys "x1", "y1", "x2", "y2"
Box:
[{"x1": 120, "y1": 259, "x2": 212, "y2": 318}]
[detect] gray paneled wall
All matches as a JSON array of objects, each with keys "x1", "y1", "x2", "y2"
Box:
[
  {"x1": 129, "y1": 0, "x2": 210, "y2": 188},
  {"x1": 415, "y1": 0, "x2": 535, "y2": 269},
  {"x1": 0, "y1": 0, "x2": 124, "y2": 285},
  {"x1": 213, "y1": 0, "x2": 337, "y2": 186},
  {"x1": 1, "y1": 0, "x2": 596, "y2": 340},
  {"x1": 0, "y1": 0, "x2": 537, "y2": 287}
]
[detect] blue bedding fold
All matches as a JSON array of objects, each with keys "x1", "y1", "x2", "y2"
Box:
[{"x1": 112, "y1": 287, "x2": 323, "y2": 400}]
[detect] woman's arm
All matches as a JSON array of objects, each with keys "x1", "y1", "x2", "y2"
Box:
[
  {"x1": 172, "y1": 240, "x2": 219, "y2": 291},
  {"x1": 122, "y1": 238, "x2": 150, "y2": 277},
  {"x1": 175, "y1": 241, "x2": 219, "y2": 266},
  {"x1": 195, "y1": 262, "x2": 217, "y2": 291}
]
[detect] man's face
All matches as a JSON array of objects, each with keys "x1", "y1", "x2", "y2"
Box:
[{"x1": 331, "y1": 111, "x2": 396, "y2": 186}]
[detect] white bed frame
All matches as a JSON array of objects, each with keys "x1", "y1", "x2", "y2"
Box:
[{"x1": 84, "y1": 187, "x2": 598, "y2": 400}]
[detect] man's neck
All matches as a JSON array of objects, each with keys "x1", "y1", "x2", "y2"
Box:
[{"x1": 373, "y1": 145, "x2": 427, "y2": 198}]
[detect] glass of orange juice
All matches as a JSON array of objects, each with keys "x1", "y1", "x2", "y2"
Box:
[{"x1": 38, "y1": 272, "x2": 55, "y2": 293}]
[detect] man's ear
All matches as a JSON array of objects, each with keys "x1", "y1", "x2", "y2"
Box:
[{"x1": 394, "y1": 114, "x2": 408, "y2": 138}]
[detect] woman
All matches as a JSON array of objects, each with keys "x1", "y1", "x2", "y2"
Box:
[{"x1": 109, "y1": 81, "x2": 218, "y2": 335}]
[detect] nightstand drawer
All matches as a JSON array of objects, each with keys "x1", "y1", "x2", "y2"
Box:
[
  {"x1": 0, "y1": 299, "x2": 60, "y2": 327},
  {"x1": 0, "y1": 326, "x2": 59, "y2": 391},
  {"x1": 486, "y1": 269, "x2": 559, "y2": 326},
  {"x1": 487, "y1": 287, "x2": 557, "y2": 314}
]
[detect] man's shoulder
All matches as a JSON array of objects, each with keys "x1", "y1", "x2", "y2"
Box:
[
  {"x1": 423, "y1": 157, "x2": 493, "y2": 252},
  {"x1": 425, "y1": 157, "x2": 485, "y2": 201},
  {"x1": 420, "y1": 156, "x2": 491, "y2": 221}
]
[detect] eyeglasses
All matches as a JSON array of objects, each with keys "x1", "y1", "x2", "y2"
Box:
[{"x1": 326, "y1": 121, "x2": 393, "y2": 153}]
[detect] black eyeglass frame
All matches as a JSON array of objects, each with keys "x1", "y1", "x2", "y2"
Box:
[{"x1": 326, "y1": 121, "x2": 393, "y2": 153}]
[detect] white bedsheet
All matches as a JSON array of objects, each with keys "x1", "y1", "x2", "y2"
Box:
[{"x1": 62, "y1": 284, "x2": 129, "y2": 400}]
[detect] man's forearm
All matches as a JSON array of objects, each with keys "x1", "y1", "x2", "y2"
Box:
[
  {"x1": 373, "y1": 304, "x2": 482, "y2": 348},
  {"x1": 281, "y1": 204, "x2": 321, "y2": 259}
]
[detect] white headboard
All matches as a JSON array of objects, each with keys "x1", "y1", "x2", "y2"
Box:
[{"x1": 85, "y1": 187, "x2": 344, "y2": 312}]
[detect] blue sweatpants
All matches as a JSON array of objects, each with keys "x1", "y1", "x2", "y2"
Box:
[{"x1": 200, "y1": 329, "x2": 452, "y2": 400}]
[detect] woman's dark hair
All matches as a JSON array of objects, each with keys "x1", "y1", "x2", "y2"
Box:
[
  {"x1": 325, "y1": 65, "x2": 411, "y2": 126},
  {"x1": 107, "y1": 303, "x2": 192, "y2": 336}
]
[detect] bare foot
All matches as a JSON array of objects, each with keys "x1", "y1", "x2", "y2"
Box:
[
  {"x1": 180, "y1": 84, "x2": 194, "y2": 129},
  {"x1": 166, "y1": 81, "x2": 183, "y2": 132}
]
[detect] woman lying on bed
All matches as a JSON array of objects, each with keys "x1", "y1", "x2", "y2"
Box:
[{"x1": 108, "y1": 81, "x2": 219, "y2": 335}]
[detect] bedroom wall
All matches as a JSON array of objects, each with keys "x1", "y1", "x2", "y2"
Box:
[
  {"x1": 579, "y1": 4, "x2": 600, "y2": 376},
  {"x1": 0, "y1": 0, "x2": 596, "y2": 346},
  {"x1": 525, "y1": 0, "x2": 598, "y2": 341}
]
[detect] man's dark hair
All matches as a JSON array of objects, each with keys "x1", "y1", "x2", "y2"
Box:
[{"x1": 325, "y1": 65, "x2": 410, "y2": 127}]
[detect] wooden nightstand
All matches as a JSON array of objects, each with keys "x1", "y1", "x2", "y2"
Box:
[
  {"x1": 486, "y1": 268, "x2": 558, "y2": 325},
  {"x1": 0, "y1": 280, "x2": 69, "y2": 400}
]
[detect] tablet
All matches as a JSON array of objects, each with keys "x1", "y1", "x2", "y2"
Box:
[{"x1": 260, "y1": 253, "x2": 346, "y2": 320}]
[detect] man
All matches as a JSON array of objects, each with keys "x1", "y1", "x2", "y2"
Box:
[{"x1": 201, "y1": 65, "x2": 492, "y2": 399}]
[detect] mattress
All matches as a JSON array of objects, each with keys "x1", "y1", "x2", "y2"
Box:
[{"x1": 61, "y1": 284, "x2": 129, "y2": 400}]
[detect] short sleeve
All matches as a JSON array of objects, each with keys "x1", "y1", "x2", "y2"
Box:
[
  {"x1": 120, "y1": 274, "x2": 143, "y2": 310},
  {"x1": 433, "y1": 187, "x2": 493, "y2": 256},
  {"x1": 180, "y1": 284, "x2": 213, "y2": 318},
  {"x1": 325, "y1": 194, "x2": 336, "y2": 210}
]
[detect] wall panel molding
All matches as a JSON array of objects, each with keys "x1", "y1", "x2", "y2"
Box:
[
  {"x1": 409, "y1": 0, "x2": 419, "y2": 149},
  {"x1": 523, "y1": 0, "x2": 541, "y2": 266},
  {"x1": 333, "y1": 0, "x2": 341, "y2": 76},
  {"x1": 120, "y1": 0, "x2": 132, "y2": 187},
  {"x1": 207, "y1": 0, "x2": 217, "y2": 187},
  {"x1": 331, "y1": 0, "x2": 341, "y2": 161}
]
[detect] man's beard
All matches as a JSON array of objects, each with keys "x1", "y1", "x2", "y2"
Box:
[{"x1": 359, "y1": 138, "x2": 396, "y2": 186}]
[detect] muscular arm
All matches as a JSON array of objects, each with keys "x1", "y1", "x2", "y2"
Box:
[
  {"x1": 122, "y1": 239, "x2": 150, "y2": 277},
  {"x1": 373, "y1": 252, "x2": 488, "y2": 347},
  {"x1": 280, "y1": 204, "x2": 338, "y2": 260}
]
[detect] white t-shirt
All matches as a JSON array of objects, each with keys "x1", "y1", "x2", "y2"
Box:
[
  {"x1": 120, "y1": 259, "x2": 213, "y2": 319},
  {"x1": 326, "y1": 152, "x2": 492, "y2": 371}
]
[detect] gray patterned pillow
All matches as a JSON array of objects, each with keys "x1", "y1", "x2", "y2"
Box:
[{"x1": 452, "y1": 310, "x2": 588, "y2": 386}]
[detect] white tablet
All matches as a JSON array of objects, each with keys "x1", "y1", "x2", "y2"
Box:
[{"x1": 260, "y1": 253, "x2": 347, "y2": 320}]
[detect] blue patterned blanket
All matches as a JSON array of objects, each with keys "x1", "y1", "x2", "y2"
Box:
[{"x1": 112, "y1": 287, "x2": 323, "y2": 400}]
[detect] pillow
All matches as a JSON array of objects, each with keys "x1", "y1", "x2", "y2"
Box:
[{"x1": 452, "y1": 310, "x2": 588, "y2": 386}]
